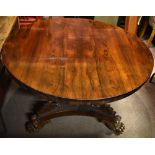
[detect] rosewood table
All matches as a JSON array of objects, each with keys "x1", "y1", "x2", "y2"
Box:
[{"x1": 1, "y1": 18, "x2": 154, "y2": 135}]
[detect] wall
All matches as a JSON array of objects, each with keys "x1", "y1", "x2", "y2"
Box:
[{"x1": 95, "y1": 16, "x2": 119, "y2": 25}]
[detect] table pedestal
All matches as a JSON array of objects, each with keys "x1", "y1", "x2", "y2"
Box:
[{"x1": 26, "y1": 100, "x2": 125, "y2": 135}]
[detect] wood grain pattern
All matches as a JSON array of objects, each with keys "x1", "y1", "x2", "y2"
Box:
[
  {"x1": 1, "y1": 18, "x2": 154, "y2": 101},
  {"x1": 125, "y1": 16, "x2": 139, "y2": 34}
]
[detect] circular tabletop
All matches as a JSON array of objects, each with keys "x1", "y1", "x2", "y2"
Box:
[{"x1": 1, "y1": 18, "x2": 154, "y2": 102}]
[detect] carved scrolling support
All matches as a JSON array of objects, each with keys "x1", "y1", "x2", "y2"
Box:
[{"x1": 26, "y1": 99, "x2": 125, "y2": 135}]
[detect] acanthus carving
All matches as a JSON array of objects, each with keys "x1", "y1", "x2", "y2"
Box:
[{"x1": 26, "y1": 99, "x2": 125, "y2": 135}]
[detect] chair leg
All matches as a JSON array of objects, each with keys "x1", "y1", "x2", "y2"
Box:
[
  {"x1": 150, "y1": 73, "x2": 155, "y2": 83},
  {"x1": 139, "y1": 18, "x2": 149, "y2": 38},
  {"x1": 146, "y1": 29, "x2": 155, "y2": 47}
]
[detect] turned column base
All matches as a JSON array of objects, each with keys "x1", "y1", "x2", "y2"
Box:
[{"x1": 26, "y1": 100, "x2": 125, "y2": 135}]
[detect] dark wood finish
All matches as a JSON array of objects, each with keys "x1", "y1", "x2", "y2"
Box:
[
  {"x1": 1, "y1": 18, "x2": 154, "y2": 135},
  {"x1": 1, "y1": 18, "x2": 154, "y2": 101},
  {"x1": 26, "y1": 100, "x2": 125, "y2": 135}
]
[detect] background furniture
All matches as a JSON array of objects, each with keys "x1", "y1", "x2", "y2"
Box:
[
  {"x1": 18, "y1": 16, "x2": 37, "y2": 28},
  {"x1": 139, "y1": 17, "x2": 149, "y2": 38},
  {"x1": 125, "y1": 16, "x2": 139, "y2": 34},
  {"x1": 0, "y1": 16, "x2": 17, "y2": 51},
  {"x1": 150, "y1": 73, "x2": 155, "y2": 83},
  {"x1": 139, "y1": 16, "x2": 155, "y2": 47},
  {"x1": 146, "y1": 17, "x2": 155, "y2": 47}
]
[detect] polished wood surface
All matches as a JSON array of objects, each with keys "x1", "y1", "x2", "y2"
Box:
[{"x1": 1, "y1": 18, "x2": 154, "y2": 101}]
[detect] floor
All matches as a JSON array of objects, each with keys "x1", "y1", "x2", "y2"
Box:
[{"x1": 0, "y1": 47, "x2": 155, "y2": 138}]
